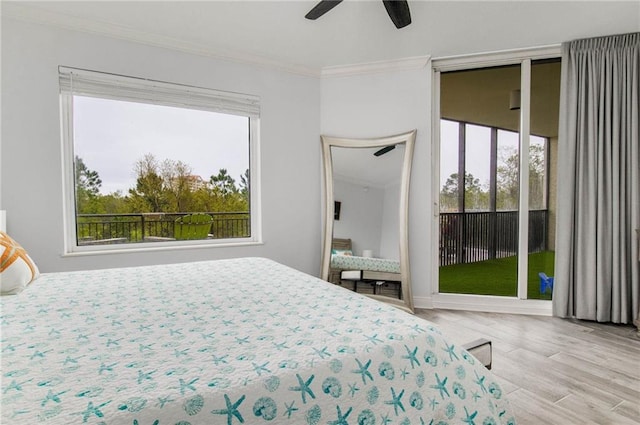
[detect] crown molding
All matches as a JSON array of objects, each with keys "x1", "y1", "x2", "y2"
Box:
[
  {"x1": 321, "y1": 56, "x2": 431, "y2": 78},
  {"x1": 1, "y1": 3, "x2": 322, "y2": 78},
  {"x1": 432, "y1": 44, "x2": 561, "y2": 72}
]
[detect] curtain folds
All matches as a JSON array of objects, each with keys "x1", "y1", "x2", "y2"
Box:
[{"x1": 553, "y1": 33, "x2": 640, "y2": 324}]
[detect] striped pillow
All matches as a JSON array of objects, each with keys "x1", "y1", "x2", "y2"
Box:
[{"x1": 1, "y1": 231, "x2": 40, "y2": 295}]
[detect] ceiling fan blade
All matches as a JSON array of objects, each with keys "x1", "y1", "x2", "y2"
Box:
[
  {"x1": 305, "y1": 0, "x2": 344, "y2": 20},
  {"x1": 374, "y1": 145, "x2": 396, "y2": 157},
  {"x1": 382, "y1": 0, "x2": 411, "y2": 29}
]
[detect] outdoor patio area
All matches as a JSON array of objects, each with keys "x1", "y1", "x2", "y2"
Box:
[{"x1": 439, "y1": 250, "x2": 555, "y2": 300}]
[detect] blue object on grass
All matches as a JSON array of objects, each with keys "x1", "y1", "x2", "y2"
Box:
[{"x1": 538, "y1": 272, "x2": 554, "y2": 293}]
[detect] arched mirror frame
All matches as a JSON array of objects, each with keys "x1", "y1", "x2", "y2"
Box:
[{"x1": 321, "y1": 130, "x2": 416, "y2": 313}]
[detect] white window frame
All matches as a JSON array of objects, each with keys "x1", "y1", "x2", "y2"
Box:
[
  {"x1": 59, "y1": 66, "x2": 262, "y2": 255},
  {"x1": 431, "y1": 45, "x2": 560, "y2": 315}
]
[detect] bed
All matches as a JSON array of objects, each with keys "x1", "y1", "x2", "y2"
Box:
[
  {"x1": 1, "y1": 257, "x2": 515, "y2": 424},
  {"x1": 330, "y1": 254, "x2": 400, "y2": 275},
  {"x1": 330, "y1": 238, "x2": 403, "y2": 297}
]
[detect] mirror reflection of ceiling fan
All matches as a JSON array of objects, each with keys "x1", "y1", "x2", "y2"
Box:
[
  {"x1": 305, "y1": 0, "x2": 412, "y2": 29},
  {"x1": 374, "y1": 145, "x2": 396, "y2": 156}
]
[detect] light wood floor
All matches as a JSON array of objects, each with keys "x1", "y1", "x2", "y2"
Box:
[{"x1": 415, "y1": 309, "x2": 640, "y2": 425}]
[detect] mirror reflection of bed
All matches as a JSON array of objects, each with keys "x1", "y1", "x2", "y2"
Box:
[{"x1": 330, "y1": 237, "x2": 402, "y2": 299}]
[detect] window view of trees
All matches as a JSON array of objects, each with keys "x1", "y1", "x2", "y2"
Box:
[
  {"x1": 439, "y1": 121, "x2": 547, "y2": 212},
  {"x1": 75, "y1": 154, "x2": 249, "y2": 215},
  {"x1": 495, "y1": 141, "x2": 547, "y2": 211},
  {"x1": 74, "y1": 154, "x2": 250, "y2": 244},
  {"x1": 61, "y1": 70, "x2": 256, "y2": 247},
  {"x1": 440, "y1": 172, "x2": 487, "y2": 212}
]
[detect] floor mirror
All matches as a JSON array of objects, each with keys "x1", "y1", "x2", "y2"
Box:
[{"x1": 320, "y1": 130, "x2": 416, "y2": 313}]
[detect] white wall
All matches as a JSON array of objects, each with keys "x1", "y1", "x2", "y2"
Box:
[
  {"x1": 379, "y1": 182, "x2": 400, "y2": 261},
  {"x1": 0, "y1": 18, "x2": 321, "y2": 275},
  {"x1": 333, "y1": 178, "x2": 401, "y2": 261},
  {"x1": 333, "y1": 178, "x2": 384, "y2": 257},
  {"x1": 320, "y1": 65, "x2": 432, "y2": 302}
]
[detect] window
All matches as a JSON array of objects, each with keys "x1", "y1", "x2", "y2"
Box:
[
  {"x1": 440, "y1": 120, "x2": 550, "y2": 214},
  {"x1": 59, "y1": 67, "x2": 260, "y2": 253}
]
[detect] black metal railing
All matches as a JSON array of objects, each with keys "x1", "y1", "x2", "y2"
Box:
[
  {"x1": 439, "y1": 210, "x2": 548, "y2": 266},
  {"x1": 76, "y1": 212, "x2": 250, "y2": 245}
]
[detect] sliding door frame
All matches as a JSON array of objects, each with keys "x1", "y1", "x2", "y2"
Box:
[{"x1": 431, "y1": 45, "x2": 560, "y2": 315}]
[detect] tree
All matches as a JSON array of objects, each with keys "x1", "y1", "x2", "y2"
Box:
[
  {"x1": 528, "y1": 142, "x2": 546, "y2": 209},
  {"x1": 97, "y1": 191, "x2": 128, "y2": 214},
  {"x1": 75, "y1": 156, "x2": 102, "y2": 213},
  {"x1": 238, "y1": 169, "x2": 249, "y2": 196},
  {"x1": 129, "y1": 153, "x2": 166, "y2": 212},
  {"x1": 75, "y1": 156, "x2": 102, "y2": 196},
  {"x1": 238, "y1": 169, "x2": 250, "y2": 205},
  {"x1": 440, "y1": 173, "x2": 461, "y2": 212},
  {"x1": 496, "y1": 146, "x2": 520, "y2": 210},
  {"x1": 496, "y1": 143, "x2": 546, "y2": 210},
  {"x1": 161, "y1": 159, "x2": 194, "y2": 212},
  {"x1": 210, "y1": 168, "x2": 237, "y2": 197},
  {"x1": 81, "y1": 153, "x2": 252, "y2": 217},
  {"x1": 440, "y1": 172, "x2": 488, "y2": 212}
]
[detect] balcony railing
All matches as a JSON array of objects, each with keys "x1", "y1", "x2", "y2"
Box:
[
  {"x1": 439, "y1": 210, "x2": 548, "y2": 266},
  {"x1": 76, "y1": 212, "x2": 250, "y2": 245}
]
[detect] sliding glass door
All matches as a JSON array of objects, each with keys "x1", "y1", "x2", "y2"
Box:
[
  {"x1": 436, "y1": 56, "x2": 560, "y2": 301},
  {"x1": 527, "y1": 59, "x2": 561, "y2": 300}
]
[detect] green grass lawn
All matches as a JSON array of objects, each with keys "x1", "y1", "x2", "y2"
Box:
[{"x1": 439, "y1": 251, "x2": 555, "y2": 300}]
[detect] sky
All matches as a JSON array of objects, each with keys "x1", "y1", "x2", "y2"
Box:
[
  {"x1": 440, "y1": 119, "x2": 495, "y2": 189},
  {"x1": 440, "y1": 119, "x2": 540, "y2": 190},
  {"x1": 73, "y1": 96, "x2": 249, "y2": 195}
]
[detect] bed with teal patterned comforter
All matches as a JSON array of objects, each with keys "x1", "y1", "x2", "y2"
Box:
[
  {"x1": 1, "y1": 257, "x2": 515, "y2": 424},
  {"x1": 330, "y1": 254, "x2": 401, "y2": 274}
]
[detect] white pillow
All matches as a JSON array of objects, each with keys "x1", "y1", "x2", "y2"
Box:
[{"x1": 0, "y1": 231, "x2": 40, "y2": 295}]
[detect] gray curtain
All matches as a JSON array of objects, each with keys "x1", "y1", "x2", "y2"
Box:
[{"x1": 554, "y1": 33, "x2": 640, "y2": 324}]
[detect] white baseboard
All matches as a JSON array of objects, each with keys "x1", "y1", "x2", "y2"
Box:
[
  {"x1": 413, "y1": 296, "x2": 434, "y2": 309},
  {"x1": 413, "y1": 293, "x2": 552, "y2": 316}
]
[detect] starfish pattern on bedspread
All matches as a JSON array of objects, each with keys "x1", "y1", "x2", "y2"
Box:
[{"x1": 0, "y1": 257, "x2": 515, "y2": 424}]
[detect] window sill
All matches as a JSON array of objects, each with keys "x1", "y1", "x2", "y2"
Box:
[{"x1": 62, "y1": 239, "x2": 264, "y2": 257}]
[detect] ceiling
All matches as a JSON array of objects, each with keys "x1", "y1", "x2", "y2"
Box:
[
  {"x1": 333, "y1": 144, "x2": 405, "y2": 189},
  {"x1": 2, "y1": 1, "x2": 638, "y2": 76},
  {"x1": 442, "y1": 61, "x2": 562, "y2": 138}
]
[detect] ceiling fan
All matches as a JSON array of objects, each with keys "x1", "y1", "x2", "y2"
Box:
[{"x1": 305, "y1": 0, "x2": 412, "y2": 29}]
